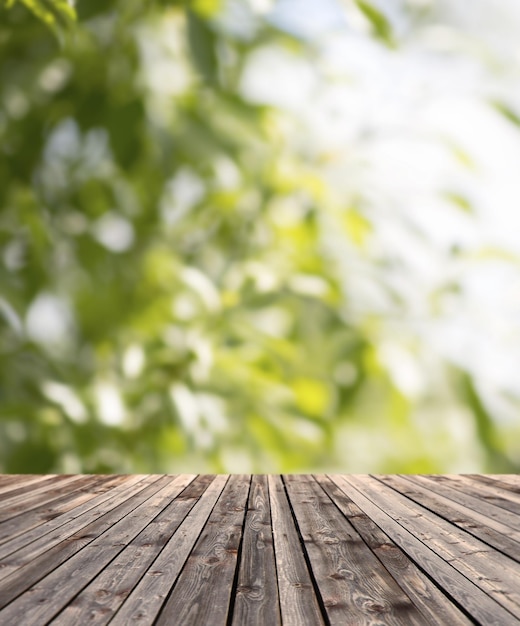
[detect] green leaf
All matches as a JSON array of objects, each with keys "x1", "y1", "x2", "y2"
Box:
[
  {"x1": 444, "y1": 192, "x2": 473, "y2": 213},
  {"x1": 444, "y1": 140, "x2": 475, "y2": 169},
  {"x1": 191, "y1": 0, "x2": 222, "y2": 18},
  {"x1": 6, "y1": 0, "x2": 76, "y2": 29},
  {"x1": 459, "y1": 371, "x2": 516, "y2": 472},
  {"x1": 155, "y1": 0, "x2": 222, "y2": 17},
  {"x1": 343, "y1": 209, "x2": 372, "y2": 247},
  {"x1": 491, "y1": 100, "x2": 520, "y2": 127},
  {"x1": 355, "y1": 1, "x2": 393, "y2": 46}
]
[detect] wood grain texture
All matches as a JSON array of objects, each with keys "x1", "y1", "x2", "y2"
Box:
[
  {"x1": 0, "y1": 475, "x2": 114, "y2": 547},
  {"x1": 0, "y1": 475, "x2": 87, "y2": 522},
  {"x1": 383, "y1": 474, "x2": 520, "y2": 560},
  {"x1": 413, "y1": 474, "x2": 520, "y2": 522},
  {"x1": 268, "y1": 475, "x2": 324, "y2": 626},
  {"x1": 0, "y1": 475, "x2": 160, "y2": 604},
  {"x1": 50, "y1": 475, "x2": 213, "y2": 626},
  {"x1": 336, "y1": 474, "x2": 520, "y2": 625},
  {"x1": 285, "y1": 474, "x2": 427, "y2": 626},
  {"x1": 110, "y1": 474, "x2": 228, "y2": 625},
  {"x1": 232, "y1": 475, "x2": 280, "y2": 626},
  {"x1": 0, "y1": 475, "x2": 144, "y2": 562},
  {"x1": 360, "y1": 477, "x2": 520, "y2": 618},
  {"x1": 154, "y1": 474, "x2": 250, "y2": 626},
  {"x1": 0, "y1": 475, "x2": 58, "y2": 498},
  {"x1": 318, "y1": 475, "x2": 472, "y2": 626},
  {"x1": 1, "y1": 473, "x2": 520, "y2": 625},
  {"x1": 0, "y1": 476, "x2": 197, "y2": 625}
]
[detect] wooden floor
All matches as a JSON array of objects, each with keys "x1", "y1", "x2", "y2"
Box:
[{"x1": 0, "y1": 475, "x2": 519, "y2": 625}]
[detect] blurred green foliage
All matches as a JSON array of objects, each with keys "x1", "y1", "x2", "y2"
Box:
[
  {"x1": 4, "y1": 0, "x2": 75, "y2": 33},
  {"x1": 0, "y1": 0, "x2": 519, "y2": 474}
]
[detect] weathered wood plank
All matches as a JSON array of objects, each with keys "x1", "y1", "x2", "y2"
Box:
[
  {"x1": 367, "y1": 475, "x2": 520, "y2": 616},
  {"x1": 0, "y1": 475, "x2": 197, "y2": 624},
  {"x1": 419, "y1": 474, "x2": 520, "y2": 517},
  {"x1": 0, "y1": 475, "x2": 58, "y2": 498},
  {"x1": 0, "y1": 476, "x2": 30, "y2": 488},
  {"x1": 0, "y1": 475, "x2": 71, "y2": 504},
  {"x1": 268, "y1": 475, "x2": 324, "y2": 626},
  {"x1": 49, "y1": 475, "x2": 215, "y2": 626},
  {"x1": 154, "y1": 474, "x2": 250, "y2": 626},
  {"x1": 232, "y1": 474, "x2": 280, "y2": 626},
  {"x1": 110, "y1": 474, "x2": 229, "y2": 625},
  {"x1": 285, "y1": 474, "x2": 426, "y2": 625},
  {"x1": 482, "y1": 475, "x2": 520, "y2": 487},
  {"x1": 0, "y1": 475, "x2": 162, "y2": 605},
  {"x1": 365, "y1": 476, "x2": 520, "y2": 617},
  {"x1": 0, "y1": 475, "x2": 126, "y2": 548},
  {"x1": 0, "y1": 475, "x2": 88, "y2": 521},
  {"x1": 469, "y1": 474, "x2": 520, "y2": 494},
  {"x1": 1, "y1": 474, "x2": 520, "y2": 625},
  {"x1": 318, "y1": 475, "x2": 472, "y2": 626},
  {"x1": 336, "y1": 475, "x2": 520, "y2": 625},
  {"x1": 0, "y1": 475, "x2": 143, "y2": 562},
  {"x1": 385, "y1": 474, "x2": 520, "y2": 560}
]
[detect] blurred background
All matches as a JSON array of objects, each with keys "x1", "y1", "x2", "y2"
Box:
[{"x1": 1, "y1": 0, "x2": 520, "y2": 474}]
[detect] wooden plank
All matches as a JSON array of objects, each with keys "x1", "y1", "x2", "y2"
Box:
[
  {"x1": 472, "y1": 474, "x2": 520, "y2": 495},
  {"x1": 153, "y1": 474, "x2": 250, "y2": 626},
  {"x1": 410, "y1": 474, "x2": 520, "y2": 532},
  {"x1": 363, "y1": 475, "x2": 520, "y2": 616},
  {"x1": 110, "y1": 474, "x2": 229, "y2": 625},
  {"x1": 0, "y1": 475, "x2": 126, "y2": 548},
  {"x1": 2, "y1": 473, "x2": 520, "y2": 624},
  {"x1": 366, "y1": 475, "x2": 520, "y2": 616},
  {"x1": 407, "y1": 473, "x2": 520, "y2": 511},
  {"x1": 0, "y1": 475, "x2": 87, "y2": 521},
  {"x1": 0, "y1": 476, "x2": 29, "y2": 489},
  {"x1": 480, "y1": 474, "x2": 520, "y2": 493},
  {"x1": 0, "y1": 475, "x2": 71, "y2": 506},
  {"x1": 268, "y1": 475, "x2": 324, "y2": 626},
  {"x1": 0, "y1": 475, "x2": 58, "y2": 498},
  {"x1": 0, "y1": 475, "x2": 197, "y2": 624},
  {"x1": 0, "y1": 475, "x2": 142, "y2": 561},
  {"x1": 446, "y1": 474, "x2": 520, "y2": 504},
  {"x1": 418, "y1": 475, "x2": 520, "y2": 517},
  {"x1": 0, "y1": 475, "x2": 162, "y2": 605},
  {"x1": 317, "y1": 475, "x2": 472, "y2": 626},
  {"x1": 284, "y1": 474, "x2": 425, "y2": 626},
  {"x1": 232, "y1": 474, "x2": 280, "y2": 626},
  {"x1": 385, "y1": 474, "x2": 520, "y2": 560},
  {"x1": 335, "y1": 475, "x2": 520, "y2": 625},
  {"x1": 49, "y1": 475, "x2": 215, "y2": 626}
]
